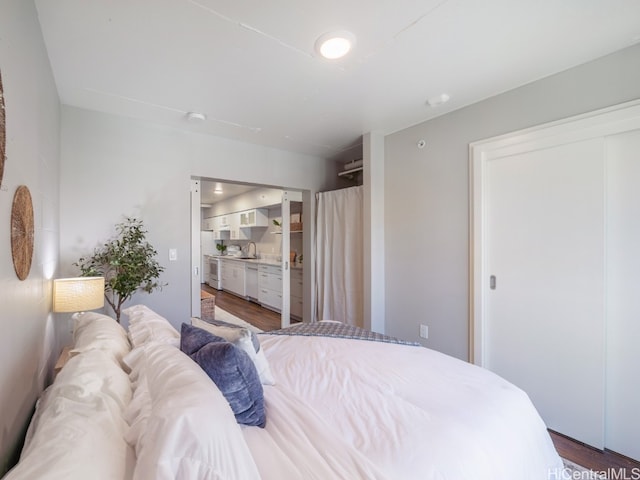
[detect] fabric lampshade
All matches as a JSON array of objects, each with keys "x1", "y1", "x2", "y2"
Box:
[{"x1": 53, "y1": 277, "x2": 105, "y2": 312}]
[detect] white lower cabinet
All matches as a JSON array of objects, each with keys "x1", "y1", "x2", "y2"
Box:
[
  {"x1": 290, "y1": 269, "x2": 303, "y2": 319},
  {"x1": 258, "y1": 264, "x2": 282, "y2": 311},
  {"x1": 221, "y1": 260, "x2": 303, "y2": 319},
  {"x1": 220, "y1": 259, "x2": 245, "y2": 297}
]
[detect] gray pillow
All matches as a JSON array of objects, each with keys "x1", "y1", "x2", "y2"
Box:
[
  {"x1": 200, "y1": 318, "x2": 261, "y2": 352},
  {"x1": 180, "y1": 323, "x2": 266, "y2": 428}
]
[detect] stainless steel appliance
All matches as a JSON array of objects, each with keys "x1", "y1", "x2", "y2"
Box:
[{"x1": 246, "y1": 264, "x2": 258, "y2": 300}]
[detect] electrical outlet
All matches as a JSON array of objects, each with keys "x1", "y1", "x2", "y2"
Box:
[{"x1": 419, "y1": 324, "x2": 429, "y2": 339}]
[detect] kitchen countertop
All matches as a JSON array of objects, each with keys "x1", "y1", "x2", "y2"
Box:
[{"x1": 213, "y1": 256, "x2": 303, "y2": 269}]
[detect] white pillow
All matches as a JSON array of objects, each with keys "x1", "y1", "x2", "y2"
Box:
[
  {"x1": 71, "y1": 312, "x2": 131, "y2": 366},
  {"x1": 6, "y1": 350, "x2": 133, "y2": 480},
  {"x1": 128, "y1": 321, "x2": 180, "y2": 348},
  {"x1": 124, "y1": 304, "x2": 175, "y2": 328},
  {"x1": 191, "y1": 317, "x2": 275, "y2": 385},
  {"x1": 122, "y1": 305, "x2": 179, "y2": 348},
  {"x1": 124, "y1": 342, "x2": 261, "y2": 480},
  {"x1": 124, "y1": 369, "x2": 151, "y2": 449},
  {"x1": 122, "y1": 344, "x2": 147, "y2": 380},
  {"x1": 53, "y1": 349, "x2": 132, "y2": 411}
]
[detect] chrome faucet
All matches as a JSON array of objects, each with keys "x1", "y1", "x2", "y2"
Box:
[{"x1": 247, "y1": 241, "x2": 257, "y2": 258}]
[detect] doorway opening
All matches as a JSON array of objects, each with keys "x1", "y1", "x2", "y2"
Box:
[{"x1": 191, "y1": 177, "x2": 310, "y2": 330}]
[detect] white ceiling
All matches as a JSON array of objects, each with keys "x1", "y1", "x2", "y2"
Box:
[
  {"x1": 35, "y1": 0, "x2": 640, "y2": 159},
  {"x1": 200, "y1": 180, "x2": 256, "y2": 205}
]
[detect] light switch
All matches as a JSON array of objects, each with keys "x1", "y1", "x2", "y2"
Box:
[
  {"x1": 419, "y1": 324, "x2": 429, "y2": 339},
  {"x1": 169, "y1": 248, "x2": 177, "y2": 261}
]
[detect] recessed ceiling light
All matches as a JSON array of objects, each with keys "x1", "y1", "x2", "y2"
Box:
[
  {"x1": 315, "y1": 30, "x2": 356, "y2": 60},
  {"x1": 213, "y1": 187, "x2": 223, "y2": 195},
  {"x1": 426, "y1": 93, "x2": 451, "y2": 107},
  {"x1": 185, "y1": 111, "x2": 207, "y2": 122}
]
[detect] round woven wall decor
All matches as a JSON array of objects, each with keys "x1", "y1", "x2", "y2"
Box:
[
  {"x1": 11, "y1": 185, "x2": 34, "y2": 281},
  {"x1": 0, "y1": 69, "x2": 5, "y2": 188}
]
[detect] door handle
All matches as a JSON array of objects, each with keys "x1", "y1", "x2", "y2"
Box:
[{"x1": 490, "y1": 275, "x2": 496, "y2": 290}]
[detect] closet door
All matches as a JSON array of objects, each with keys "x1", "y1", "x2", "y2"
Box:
[
  {"x1": 485, "y1": 138, "x2": 606, "y2": 448},
  {"x1": 605, "y1": 130, "x2": 640, "y2": 460}
]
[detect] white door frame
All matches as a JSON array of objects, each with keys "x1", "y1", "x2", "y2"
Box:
[
  {"x1": 469, "y1": 99, "x2": 640, "y2": 365},
  {"x1": 191, "y1": 179, "x2": 202, "y2": 318},
  {"x1": 280, "y1": 190, "x2": 291, "y2": 328},
  {"x1": 190, "y1": 182, "x2": 305, "y2": 327}
]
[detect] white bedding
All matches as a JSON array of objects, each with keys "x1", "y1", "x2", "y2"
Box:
[
  {"x1": 247, "y1": 334, "x2": 563, "y2": 480},
  {"x1": 4, "y1": 350, "x2": 135, "y2": 480},
  {"x1": 7, "y1": 304, "x2": 564, "y2": 480}
]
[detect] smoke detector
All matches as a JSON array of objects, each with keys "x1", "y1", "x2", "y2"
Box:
[{"x1": 185, "y1": 112, "x2": 207, "y2": 123}]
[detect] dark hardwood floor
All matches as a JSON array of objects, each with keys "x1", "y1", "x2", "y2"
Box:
[
  {"x1": 549, "y1": 430, "x2": 640, "y2": 475},
  {"x1": 203, "y1": 284, "x2": 640, "y2": 475},
  {"x1": 201, "y1": 284, "x2": 284, "y2": 331}
]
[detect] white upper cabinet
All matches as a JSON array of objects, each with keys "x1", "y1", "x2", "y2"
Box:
[
  {"x1": 229, "y1": 213, "x2": 249, "y2": 240},
  {"x1": 207, "y1": 216, "x2": 229, "y2": 240},
  {"x1": 217, "y1": 215, "x2": 230, "y2": 231},
  {"x1": 239, "y1": 208, "x2": 268, "y2": 227},
  {"x1": 202, "y1": 217, "x2": 214, "y2": 231},
  {"x1": 212, "y1": 209, "x2": 267, "y2": 239}
]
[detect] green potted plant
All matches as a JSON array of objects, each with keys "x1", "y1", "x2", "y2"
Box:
[
  {"x1": 216, "y1": 240, "x2": 227, "y2": 255},
  {"x1": 74, "y1": 217, "x2": 166, "y2": 323}
]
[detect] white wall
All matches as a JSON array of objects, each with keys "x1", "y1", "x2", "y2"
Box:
[
  {"x1": 59, "y1": 107, "x2": 334, "y2": 329},
  {"x1": 384, "y1": 43, "x2": 640, "y2": 360},
  {"x1": 0, "y1": 0, "x2": 61, "y2": 473},
  {"x1": 363, "y1": 132, "x2": 385, "y2": 333}
]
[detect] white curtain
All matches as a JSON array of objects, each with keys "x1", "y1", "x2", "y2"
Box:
[{"x1": 315, "y1": 185, "x2": 363, "y2": 327}]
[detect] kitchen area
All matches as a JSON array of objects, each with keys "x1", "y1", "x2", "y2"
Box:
[{"x1": 200, "y1": 182, "x2": 304, "y2": 321}]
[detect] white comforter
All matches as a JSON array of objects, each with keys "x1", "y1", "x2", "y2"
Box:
[{"x1": 244, "y1": 334, "x2": 563, "y2": 480}]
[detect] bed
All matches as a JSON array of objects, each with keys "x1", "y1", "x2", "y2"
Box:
[{"x1": 4, "y1": 305, "x2": 564, "y2": 480}]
